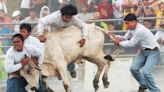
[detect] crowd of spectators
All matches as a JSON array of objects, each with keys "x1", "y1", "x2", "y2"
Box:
[{"x1": 0, "y1": 0, "x2": 164, "y2": 54}]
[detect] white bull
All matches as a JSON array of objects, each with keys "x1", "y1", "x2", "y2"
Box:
[{"x1": 40, "y1": 25, "x2": 113, "y2": 92}]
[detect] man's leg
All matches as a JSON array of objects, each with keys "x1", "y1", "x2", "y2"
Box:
[
  {"x1": 130, "y1": 51, "x2": 148, "y2": 91},
  {"x1": 142, "y1": 51, "x2": 160, "y2": 92},
  {"x1": 7, "y1": 77, "x2": 28, "y2": 92},
  {"x1": 67, "y1": 62, "x2": 77, "y2": 78}
]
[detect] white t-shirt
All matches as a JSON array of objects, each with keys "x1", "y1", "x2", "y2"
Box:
[
  {"x1": 21, "y1": 0, "x2": 31, "y2": 9},
  {"x1": 5, "y1": 45, "x2": 42, "y2": 73}
]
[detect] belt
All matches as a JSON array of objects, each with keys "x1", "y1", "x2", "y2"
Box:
[
  {"x1": 144, "y1": 47, "x2": 159, "y2": 51},
  {"x1": 8, "y1": 71, "x2": 20, "y2": 79}
]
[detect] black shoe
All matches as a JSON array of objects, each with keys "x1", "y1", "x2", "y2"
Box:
[
  {"x1": 70, "y1": 71, "x2": 77, "y2": 78},
  {"x1": 138, "y1": 86, "x2": 148, "y2": 92},
  {"x1": 104, "y1": 55, "x2": 114, "y2": 61}
]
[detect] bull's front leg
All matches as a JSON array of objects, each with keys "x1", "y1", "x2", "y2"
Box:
[
  {"x1": 42, "y1": 76, "x2": 54, "y2": 92},
  {"x1": 57, "y1": 62, "x2": 71, "y2": 92}
]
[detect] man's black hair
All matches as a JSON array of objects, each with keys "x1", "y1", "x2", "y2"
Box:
[
  {"x1": 124, "y1": 13, "x2": 137, "y2": 21},
  {"x1": 20, "y1": 23, "x2": 32, "y2": 33},
  {"x1": 60, "y1": 4, "x2": 78, "y2": 16},
  {"x1": 12, "y1": 33, "x2": 24, "y2": 42}
]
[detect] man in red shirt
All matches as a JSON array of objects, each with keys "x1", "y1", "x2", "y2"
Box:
[{"x1": 97, "y1": 0, "x2": 113, "y2": 19}]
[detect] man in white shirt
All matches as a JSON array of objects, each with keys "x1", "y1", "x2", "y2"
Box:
[
  {"x1": 37, "y1": 4, "x2": 88, "y2": 47},
  {"x1": 20, "y1": 23, "x2": 44, "y2": 65},
  {"x1": 5, "y1": 34, "x2": 42, "y2": 92},
  {"x1": 19, "y1": 23, "x2": 46, "y2": 92},
  {"x1": 106, "y1": 14, "x2": 160, "y2": 92}
]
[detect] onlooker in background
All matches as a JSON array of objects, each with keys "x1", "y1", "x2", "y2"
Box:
[
  {"x1": 11, "y1": 10, "x2": 21, "y2": 33},
  {"x1": 32, "y1": 0, "x2": 48, "y2": 17},
  {"x1": 113, "y1": 0, "x2": 123, "y2": 30},
  {"x1": 155, "y1": 2, "x2": 164, "y2": 29},
  {"x1": 97, "y1": 0, "x2": 113, "y2": 19},
  {"x1": 32, "y1": 6, "x2": 50, "y2": 33},
  {"x1": 22, "y1": 8, "x2": 38, "y2": 23},
  {"x1": 135, "y1": 0, "x2": 156, "y2": 26},
  {"x1": 21, "y1": 8, "x2": 38, "y2": 29},
  {"x1": 0, "y1": 9, "x2": 11, "y2": 24},
  {"x1": 90, "y1": 6, "x2": 109, "y2": 33},
  {"x1": 0, "y1": 16, "x2": 13, "y2": 54},
  {"x1": 122, "y1": 0, "x2": 138, "y2": 16},
  {"x1": 39, "y1": 6, "x2": 50, "y2": 18},
  {"x1": 122, "y1": 0, "x2": 138, "y2": 30},
  {"x1": 20, "y1": 0, "x2": 31, "y2": 19},
  {"x1": 76, "y1": 5, "x2": 92, "y2": 23},
  {"x1": 49, "y1": 0, "x2": 60, "y2": 12},
  {"x1": 143, "y1": 19, "x2": 154, "y2": 29},
  {"x1": 0, "y1": 0, "x2": 7, "y2": 14},
  {"x1": 155, "y1": 21, "x2": 164, "y2": 66}
]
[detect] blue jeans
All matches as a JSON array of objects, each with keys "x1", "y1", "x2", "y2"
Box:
[
  {"x1": 130, "y1": 50, "x2": 160, "y2": 92},
  {"x1": 7, "y1": 77, "x2": 46, "y2": 92},
  {"x1": 7, "y1": 77, "x2": 28, "y2": 92}
]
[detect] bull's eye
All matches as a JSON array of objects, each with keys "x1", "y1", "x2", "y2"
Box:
[{"x1": 26, "y1": 65, "x2": 32, "y2": 74}]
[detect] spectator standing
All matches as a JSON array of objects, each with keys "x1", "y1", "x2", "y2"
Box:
[
  {"x1": 76, "y1": 5, "x2": 92, "y2": 23},
  {"x1": 0, "y1": 9, "x2": 11, "y2": 24},
  {"x1": 0, "y1": 0, "x2": 7, "y2": 14},
  {"x1": 32, "y1": 0, "x2": 48, "y2": 17},
  {"x1": 20, "y1": 0, "x2": 31, "y2": 19},
  {"x1": 49, "y1": 0, "x2": 60, "y2": 12},
  {"x1": 0, "y1": 17, "x2": 13, "y2": 54},
  {"x1": 155, "y1": 2, "x2": 164, "y2": 29},
  {"x1": 97, "y1": 0, "x2": 113, "y2": 19},
  {"x1": 122, "y1": 0, "x2": 138, "y2": 30},
  {"x1": 21, "y1": 8, "x2": 38, "y2": 29},
  {"x1": 113, "y1": 0, "x2": 123, "y2": 30},
  {"x1": 11, "y1": 10, "x2": 21, "y2": 33}
]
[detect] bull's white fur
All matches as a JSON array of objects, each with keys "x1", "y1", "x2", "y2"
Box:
[{"x1": 40, "y1": 25, "x2": 111, "y2": 92}]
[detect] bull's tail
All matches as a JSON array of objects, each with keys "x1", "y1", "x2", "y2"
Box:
[
  {"x1": 94, "y1": 26, "x2": 109, "y2": 34},
  {"x1": 94, "y1": 26, "x2": 121, "y2": 61}
]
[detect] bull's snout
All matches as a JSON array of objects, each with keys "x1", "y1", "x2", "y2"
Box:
[{"x1": 30, "y1": 87, "x2": 38, "y2": 91}]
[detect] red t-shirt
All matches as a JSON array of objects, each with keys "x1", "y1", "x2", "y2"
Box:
[{"x1": 97, "y1": 3, "x2": 113, "y2": 19}]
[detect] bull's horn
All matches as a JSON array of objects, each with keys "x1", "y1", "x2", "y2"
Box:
[{"x1": 34, "y1": 66, "x2": 42, "y2": 71}]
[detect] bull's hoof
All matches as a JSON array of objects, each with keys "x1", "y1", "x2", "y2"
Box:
[
  {"x1": 57, "y1": 76, "x2": 62, "y2": 80},
  {"x1": 103, "y1": 81, "x2": 110, "y2": 88},
  {"x1": 104, "y1": 55, "x2": 114, "y2": 61},
  {"x1": 46, "y1": 87, "x2": 54, "y2": 92},
  {"x1": 93, "y1": 79, "x2": 99, "y2": 91},
  {"x1": 94, "y1": 86, "x2": 99, "y2": 92},
  {"x1": 70, "y1": 71, "x2": 77, "y2": 78}
]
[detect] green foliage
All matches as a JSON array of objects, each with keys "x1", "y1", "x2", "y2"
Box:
[{"x1": 0, "y1": 60, "x2": 7, "y2": 81}]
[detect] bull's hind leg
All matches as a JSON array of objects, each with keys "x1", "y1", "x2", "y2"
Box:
[
  {"x1": 98, "y1": 51, "x2": 112, "y2": 88},
  {"x1": 84, "y1": 57, "x2": 105, "y2": 91},
  {"x1": 56, "y1": 62, "x2": 71, "y2": 92}
]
